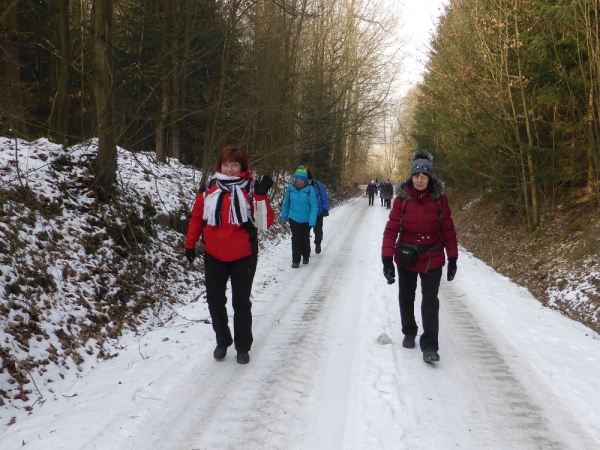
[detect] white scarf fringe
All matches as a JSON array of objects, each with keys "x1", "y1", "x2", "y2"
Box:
[{"x1": 203, "y1": 173, "x2": 250, "y2": 226}]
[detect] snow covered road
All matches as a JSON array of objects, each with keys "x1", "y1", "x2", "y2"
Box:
[{"x1": 2, "y1": 197, "x2": 599, "y2": 449}]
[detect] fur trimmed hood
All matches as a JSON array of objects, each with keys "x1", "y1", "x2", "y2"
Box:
[{"x1": 395, "y1": 175, "x2": 446, "y2": 201}]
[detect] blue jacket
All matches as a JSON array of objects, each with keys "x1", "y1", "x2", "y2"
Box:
[
  {"x1": 281, "y1": 183, "x2": 318, "y2": 227},
  {"x1": 309, "y1": 180, "x2": 330, "y2": 216}
]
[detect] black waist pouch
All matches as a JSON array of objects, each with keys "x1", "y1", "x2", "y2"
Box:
[{"x1": 396, "y1": 243, "x2": 420, "y2": 267}]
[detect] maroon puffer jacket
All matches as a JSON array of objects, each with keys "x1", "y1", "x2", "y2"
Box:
[{"x1": 381, "y1": 177, "x2": 458, "y2": 273}]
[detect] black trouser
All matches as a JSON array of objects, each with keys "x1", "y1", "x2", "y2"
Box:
[
  {"x1": 368, "y1": 193, "x2": 375, "y2": 205},
  {"x1": 380, "y1": 196, "x2": 384, "y2": 205},
  {"x1": 385, "y1": 198, "x2": 391, "y2": 208},
  {"x1": 289, "y1": 219, "x2": 311, "y2": 263},
  {"x1": 397, "y1": 266, "x2": 442, "y2": 351},
  {"x1": 204, "y1": 252, "x2": 257, "y2": 352},
  {"x1": 313, "y1": 215, "x2": 324, "y2": 245}
]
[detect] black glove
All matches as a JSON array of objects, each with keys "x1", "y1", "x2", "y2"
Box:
[
  {"x1": 254, "y1": 175, "x2": 274, "y2": 195},
  {"x1": 322, "y1": 209, "x2": 329, "y2": 217},
  {"x1": 185, "y1": 248, "x2": 196, "y2": 263},
  {"x1": 382, "y1": 257, "x2": 395, "y2": 284},
  {"x1": 447, "y1": 257, "x2": 457, "y2": 281},
  {"x1": 197, "y1": 179, "x2": 207, "y2": 194}
]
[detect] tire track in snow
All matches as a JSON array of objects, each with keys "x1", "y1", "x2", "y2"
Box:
[
  {"x1": 438, "y1": 283, "x2": 595, "y2": 449},
  {"x1": 231, "y1": 203, "x2": 361, "y2": 449},
  {"x1": 162, "y1": 199, "x2": 365, "y2": 450}
]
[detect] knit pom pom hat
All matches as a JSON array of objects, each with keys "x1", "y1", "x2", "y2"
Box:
[
  {"x1": 410, "y1": 151, "x2": 433, "y2": 178},
  {"x1": 295, "y1": 165, "x2": 308, "y2": 181}
]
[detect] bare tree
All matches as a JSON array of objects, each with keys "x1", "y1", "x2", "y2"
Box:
[
  {"x1": 0, "y1": 0, "x2": 25, "y2": 135},
  {"x1": 92, "y1": 0, "x2": 118, "y2": 194}
]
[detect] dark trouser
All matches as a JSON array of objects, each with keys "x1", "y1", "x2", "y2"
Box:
[
  {"x1": 289, "y1": 219, "x2": 311, "y2": 263},
  {"x1": 204, "y1": 252, "x2": 257, "y2": 352},
  {"x1": 380, "y1": 196, "x2": 384, "y2": 205},
  {"x1": 368, "y1": 193, "x2": 375, "y2": 205},
  {"x1": 397, "y1": 266, "x2": 442, "y2": 351},
  {"x1": 313, "y1": 215, "x2": 324, "y2": 245},
  {"x1": 385, "y1": 198, "x2": 391, "y2": 208}
]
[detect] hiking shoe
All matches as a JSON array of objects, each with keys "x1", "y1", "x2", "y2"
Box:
[
  {"x1": 302, "y1": 257, "x2": 309, "y2": 264},
  {"x1": 236, "y1": 351, "x2": 250, "y2": 364},
  {"x1": 402, "y1": 335, "x2": 416, "y2": 349},
  {"x1": 213, "y1": 345, "x2": 227, "y2": 361},
  {"x1": 292, "y1": 262, "x2": 300, "y2": 268},
  {"x1": 423, "y1": 349, "x2": 440, "y2": 363},
  {"x1": 315, "y1": 244, "x2": 321, "y2": 254}
]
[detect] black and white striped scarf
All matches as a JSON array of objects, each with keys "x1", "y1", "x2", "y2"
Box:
[{"x1": 203, "y1": 172, "x2": 251, "y2": 226}]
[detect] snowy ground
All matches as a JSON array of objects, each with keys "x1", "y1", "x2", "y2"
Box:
[{"x1": 1, "y1": 197, "x2": 599, "y2": 450}]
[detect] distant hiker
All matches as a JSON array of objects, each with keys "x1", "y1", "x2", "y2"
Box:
[
  {"x1": 185, "y1": 145, "x2": 275, "y2": 365},
  {"x1": 366, "y1": 180, "x2": 378, "y2": 205},
  {"x1": 378, "y1": 180, "x2": 384, "y2": 206},
  {"x1": 281, "y1": 165, "x2": 318, "y2": 268},
  {"x1": 381, "y1": 152, "x2": 458, "y2": 364},
  {"x1": 307, "y1": 170, "x2": 330, "y2": 254},
  {"x1": 383, "y1": 180, "x2": 394, "y2": 209}
]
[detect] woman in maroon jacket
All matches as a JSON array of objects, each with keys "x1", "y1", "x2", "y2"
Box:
[
  {"x1": 381, "y1": 152, "x2": 458, "y2": 363},
  {"x1": 185, "y1": 145, "x2": 274, "y2": 364}
]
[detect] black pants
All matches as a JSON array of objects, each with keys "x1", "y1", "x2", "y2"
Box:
[
  {"x1": 313, "y1": 215, "x2": 324, "y2": 245},
  {"x1": 368, "y1": 193, "x2": 375, "y2": 205},
  {"x1": 397, "y1": 266, "x2": 442, "y2": 351},
  {"x1": 385, "y1": 198, "x2": 391, "y2": 209},
  {"x1": 204, "y1": 252, "x2": 257, "y2": 352},
  {"x1": 289, "y1": 219, "x2": 311, "y2": 263},
  {"x1": 380, "y1": 196, "x2": 384, "y2": 205}
]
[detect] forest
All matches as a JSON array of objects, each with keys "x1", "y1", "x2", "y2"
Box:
[
  {"x1": 2, "y1": 0, "x2": 600, "y2": 223},
  {"x1": 0, "y1": 0, "x2": 405, "y2": 192},
  {"x1": 413, "y1": 0, "x2": 600, "y2": 229}
]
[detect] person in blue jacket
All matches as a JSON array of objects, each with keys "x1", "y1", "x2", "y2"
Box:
[
  {"x1": 307, "y1": 170, "x2": 330, "y2": 254},
  {"x1": 282, "y1": 166, "x2": 318, "y2": 268}
]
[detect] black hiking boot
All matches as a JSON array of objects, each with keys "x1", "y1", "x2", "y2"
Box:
[
  {"x1": 315, "y1": 243, "x2": 321, "y2": 254},
  {"x1": 213, "y1": 345, "x2": 228, "y2": 361},
  {"x1": 402, "y1": 335, "x2": 416, "y2": 349},
  {"x1": 302, "y1": 257, "x2": 309, "y2": 264},
  {"x1": 423, "y1": 349, "x2": 440, "y2": 363},
  {"x1": 292, "y1": 262, "x2": 300, "y2": 268},
  {"x1": 236, "y1": 351, "x2": 250, "y2": 364}
]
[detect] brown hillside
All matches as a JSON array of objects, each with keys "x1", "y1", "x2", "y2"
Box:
[{"x1": 450, "y1": 188, "x2": 600, "y2": 335}]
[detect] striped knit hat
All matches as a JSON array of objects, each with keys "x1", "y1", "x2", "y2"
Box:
[{"x1": 295, "y1": 165, "x2": 308, "y2": 181}]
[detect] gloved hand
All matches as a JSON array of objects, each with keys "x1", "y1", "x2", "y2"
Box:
[
  {"x1": 197, "y1": 178, "x2": 207, "y2": 194},
  {"x1": 382, "y1": 257, "x2": 395, "y2": 284},
  {"x1": 322, "y1": 209, "x2": 329, "y2": 217},
  {"x1": 185, "y1": 248, "x2": 196, "y2": 263},
  {"x1": 447, "y1": 257, "x2": 457, "y2": 281},
  {"x1": 254, "y1": 175, "x2": 274, "y2": 195}
]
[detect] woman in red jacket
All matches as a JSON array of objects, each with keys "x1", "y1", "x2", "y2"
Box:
[
  {"x1": 381, "y1": 152, "x2": 458, "y2": 363},
  {"x1": 185, "y1": 145, "x2": 274, "y2": 364}
]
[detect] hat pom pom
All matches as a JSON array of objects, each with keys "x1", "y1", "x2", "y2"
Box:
[{"x1": 413, "y1": 151, "x2": 433, "y2": 163}]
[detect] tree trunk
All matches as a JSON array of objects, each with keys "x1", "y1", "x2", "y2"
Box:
[
  {"x1": 55, "y1": 0, "x2": 71, "y2": 146},
  {"x1": 169, "y1": 0, "x2": 181, "y2": 160},
  {"x1": 513, "y1": 0, "x2": 539, "y2": 228},
  {"x1": 92, "y1": 0, "x2": 118, "y2": 194},
  {"x1": 156, "y1": 0, "x2": 172, "y2": 163},
  {"x1": 1, "y1": 0, "x2": 25, "y2": 135}
]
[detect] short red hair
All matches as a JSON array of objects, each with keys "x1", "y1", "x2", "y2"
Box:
[{"x1": 217, "y1": 145, "x2": 249, "y2": 171}]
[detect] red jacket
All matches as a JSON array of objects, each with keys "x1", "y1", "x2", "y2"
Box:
[
  {"x1": 185, "y1": 171, "x2": 275, "y2": 262},
  {"x1": 382, "y1": 177, "x2": 458, "y2": 273}
]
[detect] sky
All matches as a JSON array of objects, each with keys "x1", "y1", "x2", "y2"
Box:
[
  {"x1": 391, "y1": 0, "x2": 449, "y2": 95},
  {"x1": 0, "y1": 137, "x2": 599, "y2": 449}
]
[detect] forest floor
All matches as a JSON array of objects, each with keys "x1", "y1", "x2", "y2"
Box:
[{"x1": 450, "y1": 187, "x2": 600, "y2": 334}]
